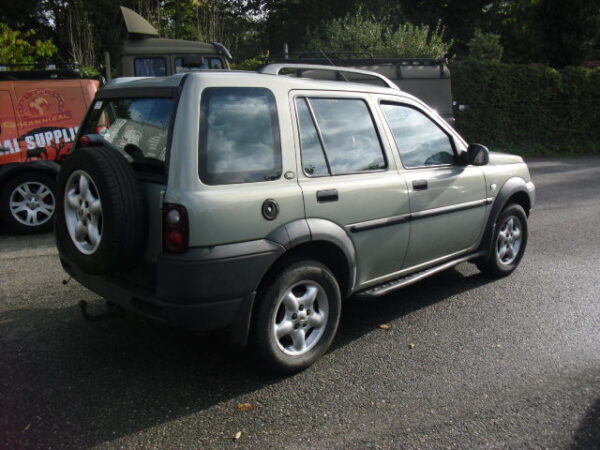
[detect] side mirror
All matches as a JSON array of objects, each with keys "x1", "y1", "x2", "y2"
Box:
[{"x1": 467, "y1": 143, "x2": 490, "y2": 166}]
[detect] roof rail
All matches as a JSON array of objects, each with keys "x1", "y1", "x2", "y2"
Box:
[{"x1": 259, "y1": 63, "x2": 400, "y2": 90}]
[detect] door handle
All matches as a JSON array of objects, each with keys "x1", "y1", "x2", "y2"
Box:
[
  {"x1": 412, "y1": 179, "x2": 428, "y2": 191},
  {"x1": 317, "y1": 189, "x2": 338, "y2": 203}
]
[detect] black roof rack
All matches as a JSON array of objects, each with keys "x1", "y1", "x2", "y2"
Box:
[
  {"x1": 0, "y1": 63, "x2": 83, "y2": 81},
  {"x1": 268, "y1": 52, "x2": 447, "y2": 67}
]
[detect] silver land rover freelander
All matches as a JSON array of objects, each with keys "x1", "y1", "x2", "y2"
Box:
[{"x1": 55, "y1": 65, "x2": 535, "y2": 373}]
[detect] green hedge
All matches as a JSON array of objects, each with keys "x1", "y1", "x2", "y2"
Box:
[{"x1": 450, "y1": 61, "x2": 600, "y2": 155}]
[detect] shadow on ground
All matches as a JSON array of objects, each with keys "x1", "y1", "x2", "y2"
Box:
[
  {"x1": 571, "y1": 398, "x2": 600, "y2": 450},
  {"x1": 0, "y1": 267, "x2": 492, "y2": 448}
]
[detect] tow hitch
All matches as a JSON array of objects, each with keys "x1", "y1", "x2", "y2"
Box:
[{"x1": 78, "y1": 300, "x2": 122, "y2": 322}]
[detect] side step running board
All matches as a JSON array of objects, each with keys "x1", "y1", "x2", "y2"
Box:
[{"x1": 355, "y1": 251, "x2": 486, "y2": 298}]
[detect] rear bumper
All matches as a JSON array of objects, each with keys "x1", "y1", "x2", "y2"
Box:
[{"x1": 59, "y1": 239, "x2": 285, "y2": 345}]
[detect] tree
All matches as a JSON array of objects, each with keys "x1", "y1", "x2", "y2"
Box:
[
  {"x1": 467, "y1": 29, "x2": 503, "y2": 63},
  {"x1": 0, "y1": 23, "x2": 57, "y2": 65},
  {"x1": 537, "y1": 0, "x2": 600, "y2": 67},
  {"x1": 397, "y1": 0, "x2": 497, "y2": 58},
  {"x1": 305, "y1": 11, "x2": 452, "y2": 58},
  {"x1": 0, "y1": 0, "x2": 55, "y2": 42}
]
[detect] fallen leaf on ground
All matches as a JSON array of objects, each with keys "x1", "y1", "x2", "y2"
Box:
[
  {"x1": 22, "y1": 424, "x2": 31, "y2": 433},
  {"x1": 379, "y1": 324, "x2": 392, "y2": 330},
  {"x1": 408, "y1": 343, "x2": 416, "y2": 349},
  {"x1": 237, "y1": 403, "x2": 255, "y2": 412},
  {"x1": 233, "y1": 431, "x2": 242, "y2": 441}
]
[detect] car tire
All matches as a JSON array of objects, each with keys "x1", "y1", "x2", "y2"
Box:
[
  {"x1": 0, "y1": 172, "x2": 56, "y2": 234},
  {"x1": 476, "y1": 203, "x2": 528, "y2": 277},
  {"x1": 55, "y1": 146, "x2": 147, "y2": 274},
  {"x1": 254, "y1": 259, "x2": 342, "y2": 374}
]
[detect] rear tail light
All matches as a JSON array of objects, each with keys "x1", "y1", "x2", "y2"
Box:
[
  {"x1": 78, "y1": 135, "x2": 92, "y2": 147},
  {"x1": 78, "y1": 134, "x2": 104, "y2": 147},
  {"x1": 163, "y1": 203, "x2": 189, "y2": 253}
]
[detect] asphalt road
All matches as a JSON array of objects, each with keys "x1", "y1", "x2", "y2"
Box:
[{"x1": 1, "y1": 156, "x2": 599, "y2": 449}]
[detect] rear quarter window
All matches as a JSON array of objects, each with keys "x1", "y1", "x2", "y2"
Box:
[
  {"x1": 199, "y1": 87, "x2": 281, "y2": 185},
  {"x1": 134, "y1": 58, "x2": 166, "y2": 77}
]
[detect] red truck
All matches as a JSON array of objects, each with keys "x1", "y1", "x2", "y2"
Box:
[
  {"x1": 0, "y1": 67, "x2": 100, "y2": 232},
  {"x1": 0, "y1": 7, "x2": 234, "y2": 234}
]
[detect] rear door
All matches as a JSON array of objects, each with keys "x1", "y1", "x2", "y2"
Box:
[
  {"x1": 293, "y1": 91, "x2": 411, "y2": 288},
  {"x1": 78, "y1": 94, "x2": 177, "y2": 260},
  {"x1": 379, "y1": 99, "x2": 487, "y2": 269}
]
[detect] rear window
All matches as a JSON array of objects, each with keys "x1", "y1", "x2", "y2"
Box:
[
  {"x1": 199, "y1": 87, "x2": 281, "y2": 185},
  {"x1": 80, "y1": 98, "x2": 174, "y2": 172},
  {"x1": 175, "y1": 57, "x2": 224, "y2": 72}
]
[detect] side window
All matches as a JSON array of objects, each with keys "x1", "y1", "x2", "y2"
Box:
[
  {"x1": 199, "y1": 87, "x2": 281, "y2": 185},
  {"x1": 209, "y1": 58, "x2": 224, "y2": 69},
  {"x1": 134, "y1": 58, "x2": 166, "y2": 77},
  {"x1": 296, "y1": 98, "x2": 329, "y2": 176},
  {"x1": 300, "y1": 98, "x2": 386, "y2": 175},
  {"x1": 381, "y1": 103, "x2": 455, "y2": 168}
]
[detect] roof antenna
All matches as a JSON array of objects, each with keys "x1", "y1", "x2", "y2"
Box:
[{"x1": 319, "y1": 49, "x2": 349, "y2": 82}]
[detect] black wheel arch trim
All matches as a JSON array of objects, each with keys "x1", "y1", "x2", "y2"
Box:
[
  {"x1": 479, "y1": 177, "x2": 534, "y2": 256},
  {"x1": 0, "y1": 161, "x2": 60, "y2": 185},
  {"x1": 266, "y1": 218, "x2": 357, "y2": 296}
]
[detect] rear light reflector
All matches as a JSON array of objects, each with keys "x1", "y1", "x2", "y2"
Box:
[
  {"x1": 163, "y1": 203, "x2": 189, "y2": 253},
  {"x1": 78, "y1": 135, "x2": 91, "y2": 147}
]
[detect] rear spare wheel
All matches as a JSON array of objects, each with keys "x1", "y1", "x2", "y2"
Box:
[{"x1": 55, "y1": 146, "x2": 147, "y2": 274}]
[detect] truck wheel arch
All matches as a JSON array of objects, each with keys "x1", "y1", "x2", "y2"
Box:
[{"x1": 0, "y1": 161, "x2": 61, "y2": 185}]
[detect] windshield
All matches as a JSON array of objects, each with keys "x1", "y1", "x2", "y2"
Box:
[{"x1": 81, "y1": 97, "x2": 174, "y2": 171}]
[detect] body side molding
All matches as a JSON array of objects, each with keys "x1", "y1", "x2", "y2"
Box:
[{"x1": 349, "y1": 198, "x2": 493, "y2": 233}]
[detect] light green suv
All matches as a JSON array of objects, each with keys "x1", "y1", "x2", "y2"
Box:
[{"x1": 54, "y1": 65, "x2": 535, "y2": 373}]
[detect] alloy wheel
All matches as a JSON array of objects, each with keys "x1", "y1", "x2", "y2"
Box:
[
  {"x1": 9, "y1": 181, "x2": 55, "y2": 227},
  {"x1": 64, "y1": 170, "x2": 103, "y2": 255}
]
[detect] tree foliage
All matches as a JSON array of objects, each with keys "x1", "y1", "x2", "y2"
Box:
[
  {"x1": 305, "y1": 11, "x2": 452, "y2": 58},
  {"x1": 0, "y1": 23, "x2": 58, "y2": 65},
  {"x1": 0, "y1": 0, "x2": 598, "y2": 69},
  {"x1": 536, "y1": 0, "x2": 600, "y2": 68},
  {"x1": 467, "y1": 29, "x2": 503, "y2": 63},
  {"x1": 452, "y1": 61, "x2": 600, "y2": 154}
]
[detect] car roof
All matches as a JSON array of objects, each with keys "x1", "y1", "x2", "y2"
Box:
[{"x1": 119, "y1": 38, "x2": 219, "y2": 56}]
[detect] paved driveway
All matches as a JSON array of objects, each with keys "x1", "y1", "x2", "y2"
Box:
[{"x1": 1, "y1": 156, "x2": 599, "y2": 448}]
